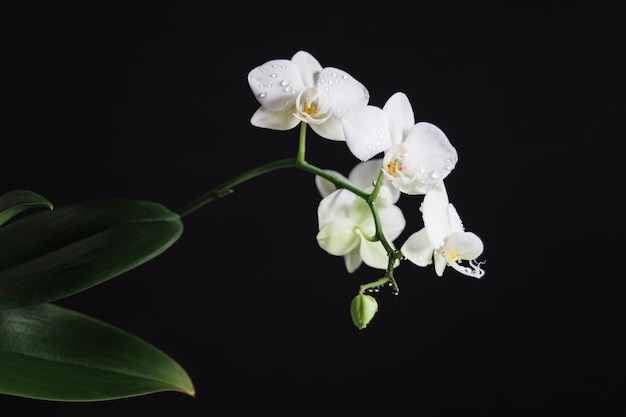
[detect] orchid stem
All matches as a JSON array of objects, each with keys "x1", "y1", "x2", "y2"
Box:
[
  {"x1": 359, "y1": 277, "x2": 390, "y2": 294},
  {"x1": 176, "y1": 158, "x2": 296, "y2": 218},
  {"x1": 177, "y1": 124, "x2": 368, "y2": 218}
]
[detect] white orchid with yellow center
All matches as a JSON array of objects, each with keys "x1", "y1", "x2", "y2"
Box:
[
  {"x1": 401, "y1": 184, "x2": 485, "y2": 278},
  {"x1": 247, "y1": 50, "x2": 370, "y2": 141},
  {"x1": 342, "y1": 92, "x2": 458, "y2": 194},
  {"x1": 315, "y1": 159, "x2": 405, "y2": 273}
]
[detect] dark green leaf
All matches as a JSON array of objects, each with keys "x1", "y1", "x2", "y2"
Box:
[
  {"x1": 0, "y1": 199, "x2": 183, "y2": 310},
  {"x1": 0, "y1": 190, "x2": 53, "y2": 227},
  {"x1": 0, "y1": 303, "x2": 195, "y2": 400}
]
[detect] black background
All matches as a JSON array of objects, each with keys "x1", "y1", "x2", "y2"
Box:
[{"x1": 3, "y1": 1, "x2": 625, "y2": 416}]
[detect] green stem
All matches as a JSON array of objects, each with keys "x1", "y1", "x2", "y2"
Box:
[
  {"x1": 297, "y1": 122, "x2": 307, "y2": 164},
  {"x1": 176, "y1": 158, "x2": 298, "y2": 217},
  {"x1": 177, "y1": 123, "x2": 368, "y2": 218},
  {"x1": 386, "y1": 256, "x2": 400, "y2": 292},
  {"x1": 295, "y1": 123, "x2": 368, "y2": 199},
  {"x1": 359, "y1": 276, "x2": 390, "y2": 294},
  {"x1": 366, "y1": 169, "x2": 395, "y2": 253}
]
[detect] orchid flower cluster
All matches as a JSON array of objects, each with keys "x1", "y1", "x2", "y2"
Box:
[
  {"x1": 248, "y1": 50, "x2": 485, "y2": 329},
  {"x1": 0, "y1": 49, "x2": 487, "y2": 404}
]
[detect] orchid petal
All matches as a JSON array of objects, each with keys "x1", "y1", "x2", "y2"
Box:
[
  {"x1": 378, "y1": 205, "x2": 406, "y2": 241},
  {"x1": 250, "y1": 107, "x2": 301, "y2": 130},
  {"x1": 316, "y1": 219, "x2": 359, "y2": 256},
  {"x1": 447, "y1": 203, "x2": 465, "y2": 233},
  {"x1": 383, "y1": 92, "x2": 415, "y2": 145},
  {"x1": 421, "y1": 185, "x2": 451, "y2": 248},
  {"x1": 310, "y1": 117, "x2": 346, "y2": 141},
  {"x1": 291, "y1": 50, "x2": 323, "y2": 87},
  {"x1": 359, "y1": 239, "x2": 391, "y2": 270},
  {"x1": 348, "y1": 158, "x2": 383, "y2": 190},
  {"x1": 247, "y1": 59, "x2": 305, "y2": 112},
  {"x1": 434, "y1": 251, "x2": 447, "y2": 276},
  {"x1": 342, "y1": 106, "x2": 392, "y2": 161},
  {"x1": 443, "y1": 232, "x2": 484, "y2": 261},
  {"x1": 343, "y1": 248, "x2": 363, "y2": 274},
  {"x1": 316, "y1": 67, "x2": 370, "y2": 120},
  {"x1": 401, "y1": 228, "x2": 434, "y2": 267},
  {"x1": 403, "y1": 122, "x2": 458, "y2": 184},
  {"x1": 317, "y1": 189, "x2": 354, "y2": 227},
  {"x1": 345, "y1": 199, "x2": 373, "y2": 229},
  {"x1": 381, "y1": 181, "x2": 401, "y2": 204}
]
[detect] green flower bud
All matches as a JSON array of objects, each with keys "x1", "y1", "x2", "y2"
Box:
[{"x1": 350, "y1": 294, "x2": 378, "y2": 330}]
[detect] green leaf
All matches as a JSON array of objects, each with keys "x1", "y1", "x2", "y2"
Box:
[
  {"x1": 0, "y1": 303, "x2": 195, "y2": 400},
  {"x1": 0, "y1": 190, "x2": 53, "y2": 227},
  {"x1": 0, "y1": 199, "x2": 183, "y2": 310}
]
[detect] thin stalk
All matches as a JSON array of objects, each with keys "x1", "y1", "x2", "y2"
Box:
[
  {"x1": 176, "y1": 158, "x2": 298, "y2": 218},
  {"x1": 359, "y1": 276, "x2": 390, "y2": 294},
  {"x1": 177, "y1": 123, "x2": 368, "y2": 218}
]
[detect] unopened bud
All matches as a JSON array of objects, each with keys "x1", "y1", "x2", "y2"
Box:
[{"x1": 350, "y1": 294, "x2": 378, "y2": 330}]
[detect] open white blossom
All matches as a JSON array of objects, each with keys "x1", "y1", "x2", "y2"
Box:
[
  {"x1": 248, "y1": 50, "x2": 370, "y2": 141},
  {"x1": 315, "y1": 159, "x2": 405, "y2": 273},
  {"x1": 382, "y1": 120, "x2": 458, "y2": 195},
  {"x1": 401, "y1": 184, "x2": 485, "y2": 278},
  {"x1": 343, "y1": 92, "x2": 458, "y2": 193}
]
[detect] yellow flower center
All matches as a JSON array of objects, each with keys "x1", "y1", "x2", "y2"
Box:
[
  {"x1": 303, "y1": 102, "x2": 319, "y2": 116},
  {"x1": 386, "y1": 159, "x2": 404, "y2": 178},
  {"x1": 294, "y1": 87, "x2": 332, "y2": 124},
  {"x1": 446, "y1": 251, "x2": 459, "y2": 262}
]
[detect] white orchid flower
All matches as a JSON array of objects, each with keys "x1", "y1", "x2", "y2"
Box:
[
  {"x1": 248, "y1": 50, "x2": 370, "y2": 141},
  {"x1": 342, "y1": 92, "x2": 458, "y2": 193},
  {"x1": 401, "y1": 184, "x2": 485, "y2": 278},
  {"x1": 383, "y1": 120, "x2": 458, "y2": 195},
  {"x1": 315, "y1": 160, "x2": 405, "y2": 273}
]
